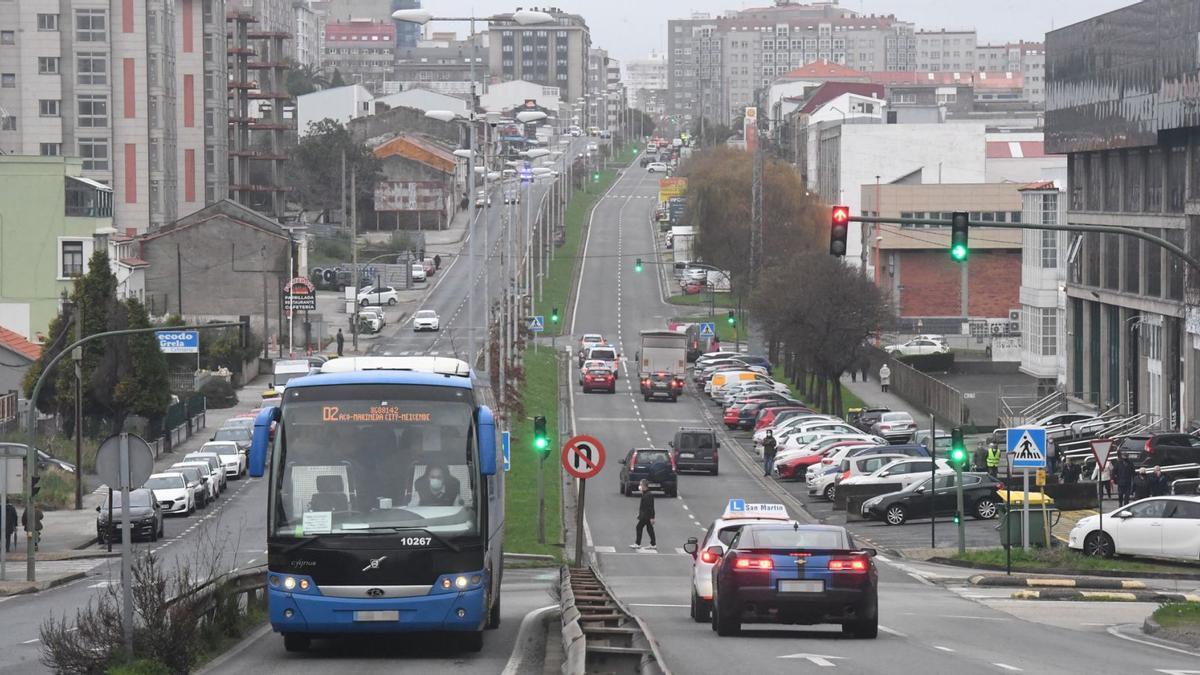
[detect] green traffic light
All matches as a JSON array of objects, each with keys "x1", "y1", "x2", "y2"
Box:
[
  {"x1": 635, "y1": 258, "x2": 643, "y2": 273},
  {"x1": 551, "y1": 308, "x2": 560, "y2": 323},
  {"x1": 951, "y1": 244, "x2": 968, "y2": 261},
  {"x1": 534, "y1": 436, "x2": 548, "y2": 450}
]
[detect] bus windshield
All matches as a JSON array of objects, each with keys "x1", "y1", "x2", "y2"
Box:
[{"x1": 271, "y1": 383, "x2": 478, "y2": 538}]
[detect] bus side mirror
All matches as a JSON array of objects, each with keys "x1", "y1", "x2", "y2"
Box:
[
  {"x1": 248, "y1": 406, "x2": 280, "y2": 478},
  {"x1": 478, "y1": 405, "x2": 498, "y2": 476}
]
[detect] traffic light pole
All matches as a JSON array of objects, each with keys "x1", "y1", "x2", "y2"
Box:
[
  {"x1": 955, "y1": 467, "x2": 966, "y2": 555},
  {"x1": 538, "y1": 455, "x2": 546, "y2": 544}
]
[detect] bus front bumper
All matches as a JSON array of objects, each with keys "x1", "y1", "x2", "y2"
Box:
[{"x1": 268, "y1": 577, "x2": 487, "y2": 634}]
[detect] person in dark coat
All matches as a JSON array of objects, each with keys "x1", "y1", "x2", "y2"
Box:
[
  {"x1": 336, "y1": 328, "x2": 345, "y2": 357},
  {"x1": 1061, "y1": 460, "x2": 1081, "y2": 484},
  {"x1": 1113, "y1": 457, "x2": 1135, "y2": 507},
  {"x1": 762, "y1": 431, "x2": 778, "y2": 477},
  {"x1": 4, "y1": 503, "x2": 16, "y2": 552},
  {"x1": 414, "y1": 464, "x2": 461, "y2": 506},
  {"x1": 434, "y1": 254, "x2": 442, "y2": 270},
  {"x1": 1132, "y1": 470, "x2": 1151, "y2": 501},
  {"x1": 1148, "y1": 466, "x2": 1171, "y2": 497},
  {"x1": 631, "y1": 480, "x2": 656, "y2": 549}
]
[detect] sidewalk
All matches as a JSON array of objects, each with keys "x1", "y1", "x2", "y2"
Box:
[
  {"x1": 0, "y1": 374, "x2": 271, "y2": 595},
  {"x1": 840, "y1": 372, "x2": 930, "y2": 423}
]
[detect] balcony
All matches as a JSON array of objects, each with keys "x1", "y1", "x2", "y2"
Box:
[{"x1": 65, "y1": 176, "x2": 113, "y2": 218}]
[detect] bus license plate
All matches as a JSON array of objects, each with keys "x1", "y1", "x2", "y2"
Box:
[
  {"x1": 354, "y1": 610, "x2": 400, "y2": 622},
  {"x1": 779, "y1": 580, "x2": 823, "y2": 593}
]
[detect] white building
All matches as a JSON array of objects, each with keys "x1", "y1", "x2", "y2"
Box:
[
  {"x1": 1018, "y1": 181, "x2": 1068, "y2": 391},
  {"x1": 294, "y1": 1, "x2": 324, "y2": 70},
  {"x1": 625, "y1": 52, "x2": 666, "y2": 112},
  {"x1": 983, "y1": 132, "x2": 1067, "y2": 184},
  {"x1": 813, "y1": 121, "x2": 987, "y2": 268},
  {"x1": 376, "y1": 89, "x2": 468, "y2": 116},
  {"x1": 480, "y1": 80, "x2": 561, "y2": 115},
  {"x1": 296, "y1": 85, "x2": 374, "y2": 135}
]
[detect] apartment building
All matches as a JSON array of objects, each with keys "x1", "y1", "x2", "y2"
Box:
[
  {"x1": 976, "y1": 41, "x2": 1045, "y2": 106},
  {"x1": 324, "y1": 19, "x2": 396, "y2": 94},
  {"x1": 294, "y1": 1, "x2": 323, "y2": 70},
  {"x1": 488, "y1": 7, "x2": 591, "y2": 102},
  {"x1": 915, "y1": 29, "x2": 976, "y2": 72},
  {"x1": 0, "y1": 0, "x2": 228, "y2": 233},
  {"x1": 626, "y1": 52, "x2": 666, "y2": 114},
  {"x1": 667, "y1": 4, "x2": 916, "y2": 126},
  {"x1": 1017, "y1": 181, "x2": 1069, "y2": 392},
  {"x1": 393, "y1": 33, "x2": 486, "y2": 96}
]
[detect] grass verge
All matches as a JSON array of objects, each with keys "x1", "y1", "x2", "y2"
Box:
[
  {"x1": 949, "y1": 547, "x2": 1200, "y2": 576},
  {"x1": 504, "y1": 347, "x2": 563, "y2": 558},
  {"x1": 1153, "y1": 601, "x2": 1200, "y2": 627},
  {"x1": 763, "y1": 367, "x2": 865, "y2": 413},
  {"x1": 667, "y1": 293, "x2": 735, "y2": 308}
]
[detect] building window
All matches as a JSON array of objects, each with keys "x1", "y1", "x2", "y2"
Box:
[
  {"x1": 0, "y1": 74, "x2": 14, "y2": 88},
  {"x1": 38, "y1": 57, "x2": 60, "y2": 74},
  {"x1": 39, "y1": 99, "x2": 60, "y2": 117},
  {"x1": 78, "y1": 95, "x2": 108, "y2": 127},
  {"x1": 1145, "y1": 147, "x2": 1163, "y2": 212},
  {"x1": 75, "y1": 9, "x2": 107, "y2": 42},
  {"x1": 0, "y1": 31, "x2": 13, "y2": 45},
  {"x1": 37, "y1": 14, "x2": 60, "y2": 31},
  {"x1": 40, "y1": 143, "x2": 62, "y2": 156},
  {"x1": 1039, "y1": 308, "x2": 1057, "y2": 356},
  {"x1": 60, "y1": 241, "x2": 85, "y2": 278},
  {"x1": 0, "y1": 116, "x2": 14, "y2": 130},
  {"x1": 1041, "y1": 229, "x2": 1057, "y2": 269},
  {"x1": 77, "y1": 52, "x2": 107, "y2": 84},
  {"x1": 79, "y1": 137, "x2": 108, "y2": 170}
]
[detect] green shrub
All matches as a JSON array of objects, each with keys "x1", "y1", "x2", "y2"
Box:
[{"x1": 198, "y1": 378, "x2": 238, "y2": 409}]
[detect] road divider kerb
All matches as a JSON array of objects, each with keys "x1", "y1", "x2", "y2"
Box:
[
  {"x1": 970, "y1": 574, "x2": 1147, "y2": 590},
  {"x1": 1011, "y1": 589, "x2": 1200, "y2": 602}
]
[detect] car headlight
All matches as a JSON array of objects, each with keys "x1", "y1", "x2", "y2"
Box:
[{"x1": 863, "y1": 497, "x2": 882, "y2": 508}]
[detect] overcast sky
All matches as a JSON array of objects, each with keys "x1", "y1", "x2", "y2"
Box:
[{"x1": 424, "y1": 0, "x2": 1135, "y2": 63}]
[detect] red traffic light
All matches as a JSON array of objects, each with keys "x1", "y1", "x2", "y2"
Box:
[
  {"x1": 830, "y1": 206, "x2": 850, "y2": 257},
  {"x1": 832, "y1": 206, "x2": 850, "y2": 224}
]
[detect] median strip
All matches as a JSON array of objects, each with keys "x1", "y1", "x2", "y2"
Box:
[
  {"x1": 1011, "y1": 589, "x2": 1200, "y2": 602},
  {"x1": 970, "y1": 575, "x2": 1147, "y2": 590}
]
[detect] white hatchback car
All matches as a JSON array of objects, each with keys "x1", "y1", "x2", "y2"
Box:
[
  {"x1": 682, "y1": 501, "x2": 798, "y2": 623},
  {"x1": 840, "y1": 457, "x2": 949, "y2": 490},
  {"x1": 200, "y1": 441, "x2": 245, "y2": 478},
  {"x1": 357, "y1": 285, "x2": 399, "y2": 306},
  {"x1": 411, "y1": 263, "x2": 427, "y2": 282},
  {"x1": 413, "y1": 309, "x2": 440, "y2": 332},
  {"x1": 646, "y1": 162, "x2": 669, "y2": 173},
  {"x1": 143, "y1": 472, "x2": 194, "y2": 516},
  {"x1": 1069, "y1": 496, "x2": 1200, "y2": 561}
]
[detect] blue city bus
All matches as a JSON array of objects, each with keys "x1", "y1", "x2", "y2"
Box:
[{"x1": 247, "y1": 356, "x2": 503, "y2": 653}]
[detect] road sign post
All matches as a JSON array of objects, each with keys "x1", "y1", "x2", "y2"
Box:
[
  {"x1": 1090, "y1": 438, "x2": 1114, "y2": 541},
  {"x1": 562, "y1": 435, "x2": 606, "y2": 567},
  {"x1": 1007, "y1": 427, "x2": 1047, "y2": 551}
]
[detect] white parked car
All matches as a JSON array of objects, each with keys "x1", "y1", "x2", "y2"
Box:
[
  {"x1": 171, "y1": 461, "x2": 221, "y2": 502},
  {"x1": 358, "y1": 306, "x2": 385, "y2": 327},
  {"x1": 357, "y1": 285, "x2": 398, "y2": 306},
  {"x1": 411, "y1": 263, "x2": 427, "y2": 282},
  {"x1": 143, "y1": 472, "x2": 194, "y2": 516},
  {"x1": 200, "y1": 441, "x2": 245, "y2": 478},
  {"x1": 182, "y1": 453, "x2": 228, "y2": 492},
  {"x1": 884, "y1": 338, "x2": 949, "y2": 357},
  {"x1": 413, "y1": 309, "x2": 440, "y2": 332},
  {"x1": 840, "y1": 457, "x2": 950, "y2": 490},
  {"x1": 1069, "y1": 496, "x2": 1200, "y2": 561},
  {"x1": 646, "y1": 162, "x2": 669, "y2": 173}
]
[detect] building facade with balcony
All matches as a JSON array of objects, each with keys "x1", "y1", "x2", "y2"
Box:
[
  {"x1": 1046, "y1": 0, "x2": 1200, "y2": 429},
  {"x1": 488, "y1": 8, "x2": 590, "y2": 103},
  {"x1": 1017, "y1": 181, "x2": 1069, "y2": 392},
  {"x1": 324, "y1": 19, "x2": 396, "y2": 94}
]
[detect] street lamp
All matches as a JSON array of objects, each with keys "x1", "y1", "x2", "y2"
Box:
[{"x1": 516, "y1": 110, "x2": 548, "y2": 124}]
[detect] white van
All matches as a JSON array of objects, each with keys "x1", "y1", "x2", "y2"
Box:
[{"x1": 707, "y1": 370, "x2": 766, "y2": 398}]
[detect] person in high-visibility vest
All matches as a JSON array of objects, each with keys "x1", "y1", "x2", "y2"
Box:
[{"x1": 985, "y1": 445, "x2": 1001, "y2": 478}]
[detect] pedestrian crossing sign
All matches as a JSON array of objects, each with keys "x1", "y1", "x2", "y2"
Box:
[
  {"x1": 528, "y1": 316, "x2": 545, "y2": 332},
  {"x1": 1006, "y1": 427, "x2": 1047, "y2": 469},
  {"x1": 699, "y1": 322, "x2": 716, "y2": 338}
]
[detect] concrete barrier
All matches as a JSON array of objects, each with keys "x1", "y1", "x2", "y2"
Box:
[{"x1": 835, "y1": 483, "x2": 904, "y2": 512}]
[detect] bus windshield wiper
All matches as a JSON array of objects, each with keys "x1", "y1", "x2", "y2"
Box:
[{"x1": 350, "y1": 526, "x2": 462, "y2": 552}]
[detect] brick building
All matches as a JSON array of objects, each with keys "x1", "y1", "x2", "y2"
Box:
[{"x1": 860, "y1": 182, "x2": 1024, "y2": 336}]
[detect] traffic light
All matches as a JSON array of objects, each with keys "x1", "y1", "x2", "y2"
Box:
[
  {"x1": 950, "y1": 211, "x2": 969, "y2": 262},
  {"x1": 533, "y1": 415, "x2": 549, "y2": 456},
  {"x1": 592, "y1": 171, "x2": 600, "y2": 183},
  {"x1": 238, "y1": 314, "x2": 251, "y2": 349},
  {"x1": 948, "y1": 427, "x2": 968, "y2": 470},
  {"x1": 551, "y1": 307, "x2": 559, "y2": 324},
  {"x1": 726, "y1": 310, "x2": 736, "y2": 327},
  {"x1": 30, "y1": 474, "x2": 40, "y2": 499},
  {"x1": 635, "y1": 258, "x2": 644, "y2": 273},
  {"x1": 633, "y1": 148, "x2": 639, "y2": 155},
  {"x1": 830, "y1": 205, "x2": 850, "y2": 257}
]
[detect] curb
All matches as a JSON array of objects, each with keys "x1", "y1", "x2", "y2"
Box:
[
  {"x1": 503, "y1": 552, "x2": 559, "y2": 566},
  {"x1": 969, "y1": 574, "x2": 1146, "y2": 590},
  {"x1": 926, "y1": 556, "x2": 1200, "y2": 581},
  {"x1": 1011, "y1": 589, "x2": 1200, "y2": 602},
  {"x1": 500, "y1": 604, "x2": 558, "y2": 675},
  {"x1": 0, "y1": 570, "x2": 88, "y2": 598}
]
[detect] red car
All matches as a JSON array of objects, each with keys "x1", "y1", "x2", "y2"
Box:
[
  {"x1": 755, "y1": 405, "x2": 808, "y2": 431},
  {"x1": 582, "y1": 368, "x2": 616, "y2": 393},
  {"x1": 774, "y1": 448, "x2": 833, "y2": 480}
]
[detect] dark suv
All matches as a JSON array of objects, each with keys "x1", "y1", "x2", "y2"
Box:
[
  {"x1": 1116, "y1": 433, "x2": 1200, "y2": 467},
  {"x1": 618, "y1": 448, "x2": 678, "y2": 496},
  {"x1": 669, "y1": 427, "x2": 719, "y2": 475},
  {"x1": 641, "y1": 371, "x2": 681, "y2": 402}
]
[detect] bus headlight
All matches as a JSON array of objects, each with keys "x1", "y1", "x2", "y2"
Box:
[
  {"x1": 454, "y1": 575, "x2": 469, "y2": 590},
  {"x1": 283, "y1": 576, "x2": 297, "y2": 590}
]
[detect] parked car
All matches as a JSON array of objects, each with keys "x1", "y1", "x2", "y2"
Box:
[
  {"x1": 1068, "y1": 496, "x2": 1200, "y2": 560},
  {"x1": 169, "y1": 465, "x2": 211, "y2": 508},
  {"x1": 870, "y1": 412, "x2": 919, "y2": 444},
  {"x1": 1115, "y1": 432, "x2": 1200, "y2": 467},
  {"x1": 357, "y1": 306, "x2": 385, "y2": 327},
  {"x1": 412, "y1": 309, "x2": 440, "y2": 332},
  {"x1": 357, "y1": 285, "x2": 399, "y2": 306},
  {"x1": 819, "y1": 453, "x2": 913, "y2": 502},
  {"x1": 853, "y1": 406, "x2": 891, "y2": 433},
  {"x1": 912, "y1": 429, "x2": 952, "y2": 452},
  {"x1": 883, "y1": 338, "x2": 949, "y2": 357},
  {"x1": 211, "y1": 424, "x2": 253, "y2": 454},
  {"x1": 861, "y1": 472, "x2": 1004, "y2": 525},
  {"x1": 171, "y1": 461, "x2": 221, "y2": 501},
  {"x1": 411, "y1": 263, "x2": 427, "y2": 282},
  {"x1": 97, "y1": 488, "x2": 164, "y2": 543},
  {"x1": 618, "y1": 448, "x2": 677, "y2": 497},
  {"x1": 200, "y1": 441, "x2": 245, "y2": 478},
  {"x1": 646, "y1": 162, "x2": 669, "y2": 173},
  {"x1": 182, "y1": 453, "x2": 228, "y2": 492},
  {"x1": 422, "y1": 257, "x2": 436, "y2": 276},
  {"x1": 669, "y1": 427, "x2": 719, "y2": 475},
  {"x1": 143, "y1": 472, "x2": 194, "y2": 516},
  {"x1": 582, "y1": 367, "x2": 616, "y2": 394},
  {"x1": 840, "y1": 457, "x2": 950, "y2": 490}
]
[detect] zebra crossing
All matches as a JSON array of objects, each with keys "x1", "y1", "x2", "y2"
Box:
[
  {"x1": 381, "y1": 350, "x2": 447, "y2": 357},
  {"x1": 593, "y1": 545, "x2": 689, "y2": 556},
  {"x1": 606, "y1": 195, "x2": 657, "y2": 200}
]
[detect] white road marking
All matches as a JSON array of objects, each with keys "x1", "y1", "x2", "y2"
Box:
[
  {"x1": 934, "y1": 645, "x2": 955, "y2": 652},
  {"x1": 20, "y1": 639, "x2": 38, "y2": 645},
  {"x1": 674, "y1": 547, "x2": 687, "y2": 555},
  {"x1": 594, "y1": 546, "x2": 616, "y2": 553},
  {"x1": 993, "y1": 664, "x2": 1022, "y2": 672},
  {"x1": 878, "y1": 625, "x2": 907, "y2": 637},
  {"x1": 1107, "y1": 625, "x2": 1200, "y2": 657}
]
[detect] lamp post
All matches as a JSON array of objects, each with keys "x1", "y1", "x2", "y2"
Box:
[{"x1": 395, "y1": 7, "x2": 555, "y2": 371}]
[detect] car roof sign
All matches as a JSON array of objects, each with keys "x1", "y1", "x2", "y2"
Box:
[{"x1": 721, "y1": 500, "x2": 789, "y2": 521}]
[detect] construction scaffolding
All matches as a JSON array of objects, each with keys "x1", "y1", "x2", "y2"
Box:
[{"x1": 226, "y1": 10, "x2": 291, "y2": 218}]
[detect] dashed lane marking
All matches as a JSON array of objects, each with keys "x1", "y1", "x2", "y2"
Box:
[{"x1": 993, "y1": 664, "x2": 1022, "y2": 672}]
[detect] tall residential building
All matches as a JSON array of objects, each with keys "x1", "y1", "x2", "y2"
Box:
[
  {"x1": 392, "y1": 32, "x2": 487, "y2": 96},
  {"x1": 0, "y1": 0, "x2": 229, "y2": 233},
  {"x1": 625, "y1": 52, "x2": 667, "y2": 113},
  {"x1": 390, "y1": 0, "x2": 420, "y2": 49},
  {"x1": 586, "y1": 47, "x2": 607, "y2": 129},
  {"x1": 976, "y1": 41, "x2": 1045, "y2": 106},
  {"x1": 488, "y1": 8, "x2": 591, "y2": 103},
  {"x1": 914, "y1": 29, "x2": 976, "y2": 72},
  {"x1": 295, "y1": 1, "x2": 323, "y2": 69},
  {"x1": 667, "y1": 4, "x2": 916, "y2": 127},
  {"x1": 324, "y1": 19, "x2": 396, "y2": 94}
]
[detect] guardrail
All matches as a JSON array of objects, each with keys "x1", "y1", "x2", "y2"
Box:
[{"x1": 560, "y1": 566, "x2": 668, "y2": 675}]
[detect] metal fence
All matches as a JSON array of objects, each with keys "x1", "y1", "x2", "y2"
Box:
[
  {"x1": 0, "y1": 391, "x2": 16, "y2": 431},
  {"x1": 865, "y1": 347, "x2": 967, "y2": 427}
]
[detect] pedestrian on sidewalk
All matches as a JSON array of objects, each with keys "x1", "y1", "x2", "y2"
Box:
[
  {"x1": 859, "y1": 358, "x2": 869, "y2": 383},
  {"x1": 434, "y1": 254, "x2": 442, "y2": 270},
  {"x1": 1061, "y1": 459, "x2": 1081, "y2": 484},
  {"x1": 1149, "y1": 466, "x2": 1171, "y2": 496},
  {"x1": 878, "y1": 364, "x2": 891, "y2": 393},
  {"x1": 1114, "y1": 456, "x2": 1134, "y2": 506},
  {"x1": 336, "y1": 328, "x2": 345, "y2": 357},
  {"x1": 762, "y1": 430, "x2": 778, "y2": 477},
  {"x1": 4, "y1": 502, "x2": 16, "y2": 551},
  {"x1": 849, "y1": 366, "x2": 857, "y2": 383},
  {"x1": 986, "y1": 444, "x2": 1001, "y2": 478},
  {"x1": 1132, "y1": 470, "x2": 1150, "y2": 501},
  {"x1": 631, "y1": 480, "x2": 656, "y2": 550},
  {"x1": 1090, "y1": 461, "x2": 1112, "y2": 499}
]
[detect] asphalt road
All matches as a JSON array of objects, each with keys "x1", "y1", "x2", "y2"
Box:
[{"x1": 569, "y1": 159, "x2": 1200, "y2": 674}]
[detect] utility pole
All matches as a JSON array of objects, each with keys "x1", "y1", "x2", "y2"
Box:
[
  {"x1": 749, "y1": 95, "x2": 764, "y2": 290},
  {"x1": 351, "y1": 169, "x2": 359, "y2": 352},
  {"x1": 72, "y1": 304, "x2": 82, "y2": 510}
]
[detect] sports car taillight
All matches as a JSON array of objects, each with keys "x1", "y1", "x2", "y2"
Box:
[
  {"x1": 828, "y1": 557, "x2": 868, "y2": 572},
  {"x1": 733, "y1": 555, "x2": 774, "y2": 571}
]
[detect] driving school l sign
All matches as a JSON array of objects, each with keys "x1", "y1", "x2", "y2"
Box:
[{"x1": 561, "y1": 434, "x2": 605, "y2": 480}]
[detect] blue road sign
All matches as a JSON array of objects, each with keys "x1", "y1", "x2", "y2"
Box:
[
  {"x1": 699, "y1": 322, "x2": 716, "y2": 338},
  {"x1": 528, "y1": 316, "x2": 545, "y2": 332},
  {"x1": 1007, "y1": 427, "x2": 1047, "y2": 469},
  {"x1": 520, "y1": 160, "x2": 534, "y2": 184},
  {"x1": 155, "y1": 330, "x2": 199, "y2": 354},
  {"x1": 502, "y1": 431, "x2": 511, "y2": 472}
]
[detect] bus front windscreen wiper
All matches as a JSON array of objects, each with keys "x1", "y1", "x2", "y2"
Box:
[{"x1": 347, "y1": 526, "x2": 462, "y2": 552}]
